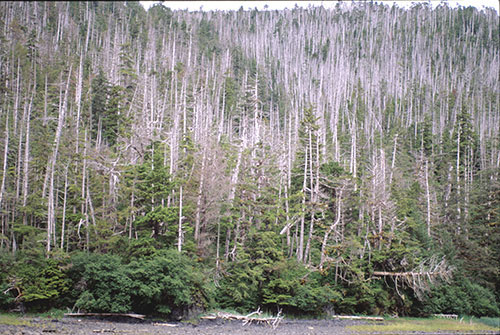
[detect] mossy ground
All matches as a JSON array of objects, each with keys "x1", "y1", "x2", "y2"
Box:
[
  {"x1": 0, "y1": 314, "x2": 32, "y2": 326},
  {"x1": 476, "y1": 317, "x2": 500, "y2": 329},
  {"x1": 348, "y1": 317, "x2": 499, "y2": 333}
]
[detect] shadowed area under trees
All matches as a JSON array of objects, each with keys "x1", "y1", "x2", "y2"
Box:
[{"x1": 0, "y1": 1, "x2": 498, "y2": 318}]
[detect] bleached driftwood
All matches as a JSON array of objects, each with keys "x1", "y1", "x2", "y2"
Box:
[
  {"x1": 65, "y1": 313, "x2": 145, "y2": 320},
  {"x1": 92, "y1": 330, "x2": 114, "y2": 333},
  {"x1": 201, "y1": 308, "x2": 284, "y2": 329},
  {"x1": 200, "y1": 315, "x2": 217, "y2": 320},
  {"x1": 333, "y1": 315, "x2": 384, "y2": 321},
  {"x1": 433, "y1": 314, "x2": 458, "y2": 319},
  {"x1": 153, "y1": 322, "x2": 177, "y2": 327}
]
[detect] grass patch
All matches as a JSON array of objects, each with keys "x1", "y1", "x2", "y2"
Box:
[
  {"x1": 0, "y1": 309, "x2": 66, "y2": 327},
  {"x1": 36, "y1": 308, "x2": 66, "y2": 319},
  {"x1": 0, "y1": 314, "x2": 32, "y2": 326},
  {"x1": 348, "y1": 317, "x2": 499, "y2": 333},
  {"x1": 476, "y1": 317, "x2": 500, "y2": 329}
]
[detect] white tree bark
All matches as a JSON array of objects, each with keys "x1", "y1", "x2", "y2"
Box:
[
  {"x1": 47, "y1": 66, "x2": 72, "y2": 255},
  {"x1": 320, "y1": 189, "x2": 343, "y2": 270},
  {"x1": 178, "y1": 185, "x2": 183, "y2": 252},
  {"x1": 0, "y1": 113, "x2": 9, "y2": 211}
]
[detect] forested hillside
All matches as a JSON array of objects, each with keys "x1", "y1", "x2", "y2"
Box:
[{"x1": 0, "y1": 1, "x2": 498, "y2": 317}]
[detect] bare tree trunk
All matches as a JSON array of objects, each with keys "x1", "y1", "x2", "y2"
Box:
[
  {"x1": 284, "y1": 184, "x2": 291, "y2": 249},
  {"x1": 298, "y1": 145, "x2": 308, "y2": 262},
  {"x1": 304, "y1": 128, "x2": 315, "y2": 263},
  {"x1": 216, "y1": 218, "x2": 221, "y2": 276},
  {"x1": 304, "y1": 213, "x2": 315, "y2": 264},
  {"x1": 194, "y1": 147, "x2": 206, "y2": 242},
  {"x1": 0, "y1": 113, "x2": 9, "y2": 213},
  {"x1": 81, "y1": 130, "x2": 87, "y2": 247},
  {"x1": 129, "y1": 178, "x2": 135, "y2": 239},
  {"x1": 75, "y1": 52, "x2": 84, "y2": 153},
  {"x1": 425, "y1": 159, "x2": 431, "y2": 237},
  {"x1": 456, "y1": 126, "x2": 461, "y2": 232},
  {"x1": 15, "y1": 101, "x2": 27, "y2": 204},
  {"x1": 43, "y1": 74, "x2": 48, "y2": 125},
  {"x1": 60, "y1": 164, "x2": 68, "y2": 249},
  {"x1": 389, "y1": 134, "x2": 398, "y2": 185},
  {"x1": 230, "y1": 210, "x2": 243, "y2": 261},
  {"x1": 178, "y1": 185, "x2": 183, "y2": 252},
  {"x1": 13, "y1": 62, "x2": 20, "y2": 134},
  {"x1": 41, "y1": 75, "x2": 50, "y2": 197},
  {"x1": 320, "y1": 190, "x2": 342, "y2": 270},
  {"x1": 47, "y1": 66, "x2": 72, "y2": 256},
  {"x1": 350, "y1": 117, "x2": 357, "y2": 191},
  {"x1": 22, "y1": 91, "x2": 33, "y2": 225},
  {"x1": 86, "y1": 178, "x2": 97, "y2": 242},
  {"x1": 224, "y1": 143, "x2": 243, "y2": 260}
]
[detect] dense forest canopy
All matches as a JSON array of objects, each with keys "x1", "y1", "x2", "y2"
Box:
[{"x1": 0, "y1": 1, "x2": 498, "y2": 317}]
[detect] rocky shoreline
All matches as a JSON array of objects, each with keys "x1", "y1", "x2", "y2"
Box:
[
  {"x1": 0, "y1": 316, "x2": 365, "y2": 334},
  {"x1": 1, "y1": 316, "x2": 498, "y2": 335}
]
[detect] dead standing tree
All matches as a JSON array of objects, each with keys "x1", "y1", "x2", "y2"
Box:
[{"x1": 373, "y1": 256, "x2": 454, "y2": 300}]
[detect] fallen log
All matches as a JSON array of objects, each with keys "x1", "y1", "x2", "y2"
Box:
[
  {"x1": 65, "y1": 313, "x2": 146, "y2": 320},
  {"x1": 372, "y1": 256, "x2": 454, "y2": 301},
  {"x1": 333, "y1": 315, "x2": 384, "y2": 321},
  {"x1": 92, "y1": 330, "x2": 114, "y2": 334},
  {"x1": 200, "y1": 315, "x2": 217, "y2": 320},
  {"x1": 433, "y1": 313, "x2": 458, "y2": 319},
  {"x1": 153, "y1": 322, "x2": 177, "y2": 327}
]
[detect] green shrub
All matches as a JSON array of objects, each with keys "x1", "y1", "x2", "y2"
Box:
[
  {"x1": 128, "y1": 249, "x2": 205, "y2": 316},
  {"x1": 0, "y1": 252, "x2": 71, "y2": 312},
  {"x1": 72, "y1": 253, "x2": 132, "y2": 313},
  {"x1": 216, "y1": 251, "x2": 261, "y2": 312},
  {"x1": 68, "y1": 249, "x2": 210, "y2": 317},
  {"x1": 421, "y1": 277, "x2": 499, "y2": 317},
  {"x1": 217, "y1": 239, "x2": 341, "y2": 316},
  {"x1": 21, "y1": 259, "x2": 70, "y2": 305},
  {"x1": 262, "y1": 259, "x2": 341, "y2": 315},
  {"x1": 0, "y1": 254, "x2": 16, "y2": 310}
]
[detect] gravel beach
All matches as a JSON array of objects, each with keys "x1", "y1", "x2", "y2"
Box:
[
  {"x1": 0, "y1": 317, "x2": 366, "y2": 335},
  {"x1": 1, "y1": 316, "x2": 498, "y2": 335}
]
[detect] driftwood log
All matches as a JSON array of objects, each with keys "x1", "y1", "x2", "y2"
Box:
[
  {"x1": 200, "y1": 308, "x2": 284, "y2": 329},
  {"x1": 332, "y1": 315, "x2": 384, "y2": 321},
  {"x1": 432, "y1": 313, "x2": 458, "y2": 319},
  {"x1": 65, "y1": 313, "x2": 146, "y2": 320}
]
